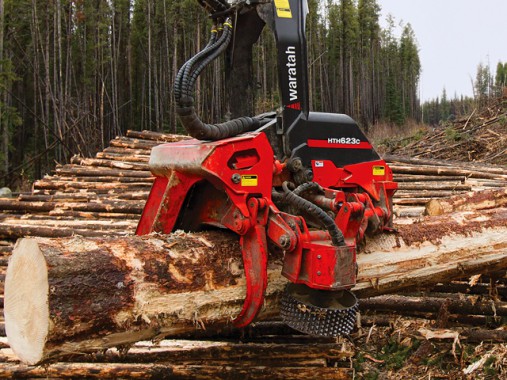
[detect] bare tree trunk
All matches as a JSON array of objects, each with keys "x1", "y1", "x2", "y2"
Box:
[
  {"x1": 147, "y1": 0, "x2": 152, "y2": 130},
  {"x1": 0, "y1": 0, "x2": 6, "y2": 179}
]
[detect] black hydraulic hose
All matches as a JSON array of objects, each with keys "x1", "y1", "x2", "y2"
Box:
[
  {"x1": 293, "y1": 182, "x2": 323, "y2": 197},
  {"x1": 282, "y1": 182, "x2": 346, "y2": 247},
  {"x1": 181, "y1": 24, "x2": 232, "y2": 99},
  {"x1": 174, "y1": 25, "x2": 219, "y2": 103},
  {"x1": 175, "y1": 18, "x2": 263, "y2": 141}
]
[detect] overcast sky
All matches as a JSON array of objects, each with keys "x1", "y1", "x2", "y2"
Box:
[{"x1": 377, "y1": 0, "x2": 507, "y2": 101}]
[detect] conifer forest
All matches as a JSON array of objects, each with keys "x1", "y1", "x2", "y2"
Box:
[{"x1": 1, "y1": 0, "x2": 422, "y2": 187}]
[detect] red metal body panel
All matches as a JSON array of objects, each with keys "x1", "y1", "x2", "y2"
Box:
[{"x1": 137, "y1": 130, "x2": 397, "y2": 327}]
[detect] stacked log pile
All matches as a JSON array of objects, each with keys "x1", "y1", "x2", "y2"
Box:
[
  {"x1": 0, "y1": 131, "x2": 180, "y2": 240},
  {"x1": 0, "y1": 130, "x2": 505, "y2": 240},
  {"x1": 0, "y1": 130, "x2": 506, "y2": 378}
]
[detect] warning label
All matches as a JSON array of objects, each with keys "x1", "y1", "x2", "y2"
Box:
[
  {"x1": 241, "y1": 175, "x2": 258, "y2": 187},
  {"x1": 373, "y1": 166, "x2": 385, "y2": 176}
]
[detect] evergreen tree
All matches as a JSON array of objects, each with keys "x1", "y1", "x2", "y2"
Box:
[
  {"x1": 399, "y1": 23, "x2": 420, "y2": 120},
  {"x1": 0, "y1": 0, "x2": 423, "y2": 187},
  {"x1": 495, "y1": 61, "x2": 505, "y2": 95},
  {"x1": 474, "y1": 62, "x2": 492, "y2": 107},
  {"x1": 357, "y1": 0, "x2": 381, "y2": 128}
]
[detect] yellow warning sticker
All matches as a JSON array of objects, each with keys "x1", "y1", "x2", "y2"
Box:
[
  {"x1": 274, "y1": 0, "x2": 292, "y2": 18},
  {"x1": 241, "y1": 175, "x2": 258, "y2": 187},
  {"x1": 373, "y1": 166, "x2": 385, "y2": 176}
]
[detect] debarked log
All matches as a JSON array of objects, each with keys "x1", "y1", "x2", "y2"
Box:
[{"x1": 4, "y1": 208, "x2": 507, "y2": 364}]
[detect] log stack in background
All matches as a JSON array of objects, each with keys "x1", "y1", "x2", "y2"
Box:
[
  {"x1": 0, "y1": 129, "x2": 505, "y2": 239},
  {"x1": 0, "y1": 129, "x2": 506, "y2": 377}
]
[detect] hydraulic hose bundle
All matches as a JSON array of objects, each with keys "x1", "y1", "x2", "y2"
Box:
[
  {"x1": 281, "y1": 182, "x2": 346, "y2": 247},
  {"x1": 174, "y1": 13, "x2": 262, "y2": 141}
]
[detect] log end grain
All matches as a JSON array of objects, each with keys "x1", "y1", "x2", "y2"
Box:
[
  {"x1": 4, "y1": 238, "x2": 49, "y2": 365},
  {"x1": 424, "y1": 199, "x2": 445, "y2": 216}
]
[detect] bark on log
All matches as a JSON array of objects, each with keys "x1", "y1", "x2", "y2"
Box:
[
  {"x1": 68, "y1": 339, "x2": 354, "y2": 365},
  {"x1": 95, "y1": 152, "x2": 151, "y2": 163},
  {"x1": 125, "y1": 130, "x2": 190, "y2": 143},
  {"x1": 0, "y1": 362, "x2": 352, "y2": 379},
  {"x1": 397, "y1": 182, "x2": 472, "y2": 191},
  {"x1": 34, "y1": 180, "x2": 152, "y2": 191},
  {"x1": 393, "y1": 198, "x2": 434, "y2": 205},
  {"x1": 104, "y1": 147, "x2": 152, "y2": 155},
  {"x1": 35, "y1": 176, "x2": 154, "y2": 184},
  {"x1": 390, "y1": 164, "x2": 507, "y2": 180},
  {"x1": 384, "y1": 154, "x2": 507, "y2": 174},
  {"x1": 109, "y1": 137, "x2": 159, "y2": 150},
  {"x1": 4, "y1": 231, "x2": 287, "y2": 364},
  {"x1": 0, "y1": 199, "x2": 145, "y2": 214},
  {"x1": 0, "y1": 224, "x2": 134, "y2": 239},
  {"x1": 396, "y1": 191, "x2": 458, "y2": 198},
  {"x1": 360, "y1": 294, "x2": 507, "y2": 316},
  {"x1": 355, "y1": 208, "x2": 507, "y2": 297},
  {"x1": 425, "y1": 188, "x2": 507, "y2": 216},
  {"x1": 5, "y1": 208, "x2": 507, "y2": 364},
  {"x1": 70, "y1": 156, "x2": 149, "y2": 171},
  {"x1": 55, "y1": 166, "x2": 152, "y2": 178},
  {"x1": 394, "y1": 175, "x2": 466, "y2": 182}
]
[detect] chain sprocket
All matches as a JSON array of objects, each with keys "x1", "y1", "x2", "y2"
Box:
[{"x1": 280, "y1": 283, "x2": 358, "y2": 337}]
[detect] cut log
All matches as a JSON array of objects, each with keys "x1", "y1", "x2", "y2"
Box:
[
  {"x1": 109, "y1": 137, "x2": 159, "y2": 150},
  {"x1": 0, "y1": 224, "x2": 134, "y2": 239},
  {"x1": 425, "y1": 188, "x2": 507, "y2": 216},
  {"x1": 395, "y1": 191, "x2": 458, "y2": 198},
  {"x1": 95, "y1": 152, "x2": 151, "y2": 163},
  {"x1": 125, "y1": 130, "x2": 191, "y2": 143},
  {"x1": 384, "y1": 154, "x2": 507, "y2": 174},
  {"x1": 0, "y1": 199, "x2": 145, "y2": 214},
  {"x1": 4, "y1": 208, "x2": 507, "y2": 364},
  {"x1": 355, "y1": 208, "x2": 507, "y2": 297},
  {"x1": 393, "y1": 198, "x2": 434, "y2": 205},
  {"x1": 55, "y1": 166, "x2": 153, "y2": 178},
  {"x1": 393, "y1": 175, "x2": 466, "y2": 182},
  {"x1": 360, "y1": 294, "x2": 507, "y2": 316},
  {"x1": 34, "y1": 180, "x2": 152, "y2": 191},
  {"x1": 389, "y1": 164, "x2": 507, "y2": 180},
  {"x1": 0, "y1": 362, "x2": 352, "y2": 379},
  {"x1": 70, "y1": 156, "x2": 149, "y2": 171},
  {"x1": 393, "y1": 206, "x2": 425, "y2": 218},
  {"x1": 4, "y1": 231, "x2": 286, "y2": 364},
  {"x1": 397, "y1": 182, "x2": 472, "y2": 191}
]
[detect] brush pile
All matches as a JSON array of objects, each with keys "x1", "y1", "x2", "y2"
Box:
[{"x1": 387, "y1": 98, "x2": 507, "y2": 165}]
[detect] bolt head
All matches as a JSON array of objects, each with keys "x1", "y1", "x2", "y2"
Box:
[
  {"x1": 279, "y1": 234, "x2": 291, "y2": 249},
  {"x1": 232, "y1": 173, "x2": 241, "y2": 184}
]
